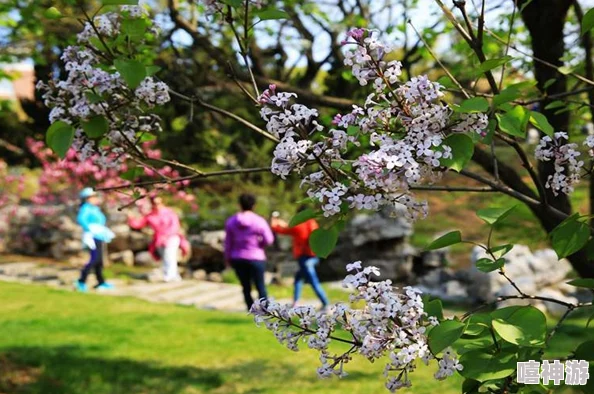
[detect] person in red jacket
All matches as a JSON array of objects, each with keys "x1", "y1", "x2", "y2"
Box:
[{"x1": 270, "y1": 206, "x2": 329, "y2": 309}]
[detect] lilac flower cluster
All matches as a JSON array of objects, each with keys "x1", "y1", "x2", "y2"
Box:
[
  {"x1": 534, "y1": 132, "x2": 584, "y2": 195},
  {"x1": 258, "y1": 29, "x2": 488, "y2": 219},
  {"x1": 36, "y1": 6, "x2": 169, "y2": 168},
  {"x1": 251, "y1": 262, "x2": 461, "y2": 392}
]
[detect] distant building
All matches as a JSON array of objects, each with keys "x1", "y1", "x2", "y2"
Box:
[{"x1": 0, "y1": 63, "x2": 35, "y2": 101}]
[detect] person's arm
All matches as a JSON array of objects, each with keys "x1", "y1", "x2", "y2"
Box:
[
  {"x1": 77, "y1": 207, "x2": 92, "y2": 232},
  {"x1": 271, "y1": 223, "x2": 296, "y2": 235},
  {"x1": 260, "y1": 219, "x2": 275, "y2": 247}
]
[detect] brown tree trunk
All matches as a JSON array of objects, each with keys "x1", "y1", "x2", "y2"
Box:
[{"x1": 519, "y1": 0, "x2": 594, "y2": 277}]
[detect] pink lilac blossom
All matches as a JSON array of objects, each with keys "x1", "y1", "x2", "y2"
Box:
[
  {"x1": 534, "y1": 132, "x2": 584, "y2": 195},
  {"x1": 258, "y1": 29, "x2": 487, "y2": 220},
  {"x1": 250, "y1": 262, "x2": 461, "y2": 393}
]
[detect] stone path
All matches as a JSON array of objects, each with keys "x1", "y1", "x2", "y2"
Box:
[{"x1": 0, "y1": 261, "x2": 310, "y2": 312}]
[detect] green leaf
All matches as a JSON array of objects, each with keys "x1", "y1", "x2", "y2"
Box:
[
  {"x1": 138, "y1": 133, "x2": 156, "y2": 142},
  {"x1": 121, "y1": 18, "x2": 148, "y2": 41},
  {"x1": 566, "y1": 278, "x2": 594, "y2": 289},
  {"x1": 114, "y1": 59, "x2": 146, "y2": 89},
  {"x1": 425, "y1": 298, "x2": 444, "y2": 320},
  {"x1": 543, "y1": 78, "x2": 557, "y2": 90},
  {"x1": 491, "y1": 306, "x2": 546, "y2": 347},
  {"x1": 255, "y1": 9, "x2": 289, "y2": 20},
  {"x1": 493, "y1": 88, "x2": 521, "y2": 107},
  {"x1": 574, "y1": 340, "x2": 594, "y2": 361},
  {"x1": 551, "y1": 214, "x2": 590, "y2": 259},
  {"x1": 462, "y1": 379, "x2": 481, "y2": 394},
  {"x1": 428, "y1": 319, "x2": 466, "y2": 354},
  {"x1": 544, "y1": 100, "x2": 565, "y2": 110},
  {"x1": 102, "y1": 0, "x2": 139, "y2": 4},
  {"x1": 456, "y1": 97, "x2": 490, "y2": 113},
  {"x1": 476, "y1": 206, "x2": 517, "y2": 226},
  {"x1": 146, "y1": 66, "x2": 161, "y2": 76},
  {"x1": 120, "y1": 168, "x2": 144, "y2": 181},
  {"x1": 426, "y1": 231, "x2": 462, "y2": 250},
  {"x1": 582, "y1": 8, "x2": 594, "y2": 36},
  {"x1": 558, "y1": 66, "x2": 573, "y2": 75},
  {"x1": 85, "y1": 91, "x2": 103, "y2": 104},
  {"x1": 309, "y1": 228, "x2": 338, "y2": 258},
  {"x1": 46, "y1": 121, "x2": 75, "y2": 159},
  {"x1": 440, "y1": 133, "x2": 474, "y2": 172},
  {"x1": 102, "y1": 0, "x2": 138, "y2": 4},
  {"x1": 289, "y1": 208, "x2": 317, "y2": 228},
  {"x1": 459, "y1": 349, "x2": 518, "y2": 382},
  {"x1": 529, "y1": 112, "x2": 553, "y2": 136},
  {"x1": 475, "y1": 258, "x2": 505, "y2": 273},
  {"x1": 44, "y1": 7, "x2": 62, "y2": 19},
  {"x1": 491, "y1": 244, "x2": 513, "y2": 259},
  {"x1": 81, "y1": 115, "x2": 109, "y2": 139},
  {"x1": 476, "y1": 56, "x2": 513, "y2": 75},
  {"x1": 496, "y1": 105, "x2": 530, "y2": 137},
  {"x1": 221, "y1": 0, "x2": 242, "y2": 7},
  {"x1": 437, "y1": 75, "x2": 456, "y2": 89}
]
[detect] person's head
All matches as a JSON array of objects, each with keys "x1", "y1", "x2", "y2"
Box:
[
  {"x1": 239, "y1": 193, "x2": 256, "y2": 211},
  {"x1": 80, "y1": 187, "x2": 100, "y2": 206},
  {"x1": 150, "y1": 195, "x2": 164, "y2": 210}
]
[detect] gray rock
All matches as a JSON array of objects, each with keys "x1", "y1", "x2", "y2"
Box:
[
  {"x1": 322, "y1": 206, "x2": 416, "y2": 282},
  {"x1": 188, "y1": 231, "x2": 225, "y2": 272},
  {"x1": 129, "y1": 230, "x2": 151, "y2": 252},
  {"x1": 207, "y1": 272, "x2": 223, "y2": 283},
  {"x1": 108, "y1": 224, "x2": 131, "y2": 252},
  {"x1": 109, "y1": 250, "x2": 135, "y2": 267},
  {"x1": 192, "y1": 269, "x2": 207, "y2": 281},
  {"x1": 444, "y1": 280, "x2": 469, "y2": 302},
  {"x1": 536, "y1": 288, "x2": 579, "y2": 317},
  {"x1": 134, "y1": 251, "x2": 158, "y2": 267}
]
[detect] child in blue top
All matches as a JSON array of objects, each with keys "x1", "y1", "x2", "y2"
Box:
[{"x1": 75, "y1": 187, "x2": 115, "y2": 292}]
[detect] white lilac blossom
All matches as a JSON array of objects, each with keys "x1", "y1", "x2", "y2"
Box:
[
  {"x1": 250, "y1": 262, "x2": 462, "y2": 392},
  {"x1": 534, "y1": 132, "x2": 584, "y2": 195},
  {"x1": 37, "y1": 8, "x2": 169, "y2": 168},
  {"x1": 257, "y1": 29, "x2": 488, "y2": 220}
]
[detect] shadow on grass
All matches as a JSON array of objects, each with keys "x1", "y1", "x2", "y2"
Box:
[{"x1": 0, "y1": 345, "x2": 297, "y2": 394}]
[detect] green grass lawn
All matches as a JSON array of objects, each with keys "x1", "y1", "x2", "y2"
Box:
[{"x1": 0, "y1": 281, "x2": 462, "y2": 394}]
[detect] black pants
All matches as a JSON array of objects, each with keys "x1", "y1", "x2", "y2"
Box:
[
  {"x1": 79, "y1": 240, "x2": 105, "y2": 286},
  {"x1": 231, "y1": 259, "x2": 267, "y2": 311}
]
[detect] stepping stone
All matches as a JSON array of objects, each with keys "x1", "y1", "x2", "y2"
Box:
[
  {"x1": 177, "y1": 284, "x2": 242, "y2": 307},
  {"x1": 116, "y1": 281, "x2": 194, "y2": 299},
  {"x1": 148, "y1": 283, "x2": 207, "y2": 303},
  {"x1": 0, "y1": 262, "x2": 39, "y2": 276},
  {"x1": 203, "y1": 294, "x2": 248, "y2": 311},
  {"x1": 30, "y1": 268, "x2": 60, "y2": 282}
]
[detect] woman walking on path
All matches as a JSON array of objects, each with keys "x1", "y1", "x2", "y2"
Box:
[
  {"x1": 224, "y1": 193, "x2": 274, "y2": 311},
  {"x1": 270, "y1": 207, "x2": 329, "y2": 310},
  {"x1": 75, "y1": 187, "x2": 115, "y2": 292},
  {"x1": 128, "y1": 196, "x2": 189, "y2": 282}
]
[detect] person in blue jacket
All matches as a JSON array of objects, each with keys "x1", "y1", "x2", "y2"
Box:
[{"x1": 75, "y1": 187, "x2": 115, "y2": 292}]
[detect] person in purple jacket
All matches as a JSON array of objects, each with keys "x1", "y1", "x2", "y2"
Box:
[{"x1": 224, "y1": 193, "x2": 275, "y2": 310}]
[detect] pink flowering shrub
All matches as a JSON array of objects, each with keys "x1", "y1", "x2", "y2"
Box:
[{"x1": 26, "y1": 137, "x2": 196, "y2": 209}]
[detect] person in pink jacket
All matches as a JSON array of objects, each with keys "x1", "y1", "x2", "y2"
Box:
[
  {"x1": 225, "y1": 193, "x2": 274, "y2": 310},
  {"x1": 128, "y1": 196, "x2": 189, "y2": 282}
]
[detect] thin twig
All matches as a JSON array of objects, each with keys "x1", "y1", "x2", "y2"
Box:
[{"x1": 96, "y1": 167, "x2": 273, "y2": 192}]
